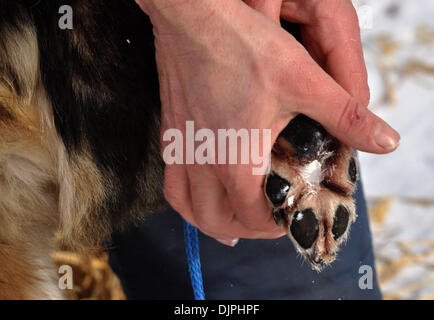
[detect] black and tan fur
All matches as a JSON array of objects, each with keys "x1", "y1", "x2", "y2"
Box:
[{"x1": 0, "y1": 0, "x2": 166, "y2": 298}]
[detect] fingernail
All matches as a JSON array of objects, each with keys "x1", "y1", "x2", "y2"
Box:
[
  {"x1": 374, "y1": 121, "x2": 400, "y2": 150},
  {"x1": 215, "y1": 238, "x2": 239, "y2": 247}
]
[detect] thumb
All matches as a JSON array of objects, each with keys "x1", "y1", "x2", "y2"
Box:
[
  {"x1": 294, "y1": 70, "x2": 400, "y2": 154},
  {"x1": 276, "y1": 44, "x2": 399, "y2": 154},
  {"x1": 320, "y1": 96, "x2": 400, "y2": 154}
]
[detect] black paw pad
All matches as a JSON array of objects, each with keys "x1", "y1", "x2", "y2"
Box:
[
  {"x1": 348, "y1": 158, "x2": 358, "y2": 183},
  {"x1": 273, "y1": 209, "x2": 286, "y2": 225},
  {"x1": 280, "y1": 114, "x2": 327, "y2": 159},
  {"x1": 265, "y1": 172, "x2": 291, "y2": 207},
  {"x1": 290, "y1": 209, "x2": 319, "y2": 249},
  {"x1": 332, "y1": 205, "x2": 350, "y2": 240}
]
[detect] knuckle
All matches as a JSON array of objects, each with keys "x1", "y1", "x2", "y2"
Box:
[
  {"x1": 193, "y1": 210, "x2": 224, "y2": 234},
  {"x1": 336, "y1": 97, "x2": 368, "y2": 134},
  {"x1": 194, "y1": 215, "x2": 211, "y2": 233}
]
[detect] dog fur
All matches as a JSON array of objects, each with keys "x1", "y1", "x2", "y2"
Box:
[{"x1": 0, "y1": 0, "x2": 166, "y2": 298}]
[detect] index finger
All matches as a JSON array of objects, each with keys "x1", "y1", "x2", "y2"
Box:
[{"x1": 281, "y1": 0, "x2": 370, "y2": 106}]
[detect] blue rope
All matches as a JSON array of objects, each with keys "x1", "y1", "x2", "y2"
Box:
[{"x1": 183, "y1": 220, "x2": 206, "y2": 300}]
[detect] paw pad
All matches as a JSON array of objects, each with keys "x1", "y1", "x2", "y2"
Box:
[
  {"x1": 280, "y1": 114, "x2": 327, "y2": 159},
  {"x1": 348, "y1": 158, "x2": 358, "y2": 183},
  {"x1": 332, "y1": 205, "x2": 350, "y2": 240},
  {"x1": 290, "y1": 209, "x2": 319, "y2": 249},
  {"x1": 264, "y1": 114, "x2": 358, "y2": 271},
  {"x1": 265, "y1": 173, "x2": 291, "y2": 207}
]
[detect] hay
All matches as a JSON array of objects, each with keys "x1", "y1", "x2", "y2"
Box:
[
  {"x1": 52, "y1": 250, "x2": 125, "y2": 300},
  {"x1": 369, "y1": 198, "x2": 434, "y2": 300}
]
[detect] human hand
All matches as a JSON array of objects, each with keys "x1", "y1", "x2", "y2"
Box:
[{"x1": 135, "y1": 0, "x2": 400, "y2": 244}]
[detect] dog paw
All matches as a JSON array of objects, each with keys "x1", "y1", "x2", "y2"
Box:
[{"x1": 264, "y1": 114, "x2": 358, "y2": 271}]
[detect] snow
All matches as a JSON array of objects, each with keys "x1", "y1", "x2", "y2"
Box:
[
  {"x1": 354, "y1": 0, "x2": 434, "y2": 299},
  {"x1": 359, "y1": 81, "x2": 434, "y2": 198}
]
